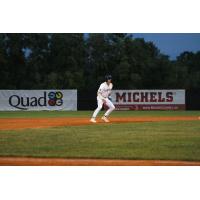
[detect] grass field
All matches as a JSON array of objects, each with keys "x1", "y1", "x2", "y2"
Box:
[
  {"x1": 0, "y1": 111, "x2": 200, "y2": 161},
  {"x1": 0, "y1": 110, "x2": 200, "y2": 118}
]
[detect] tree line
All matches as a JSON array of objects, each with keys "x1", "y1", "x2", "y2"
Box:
[{"x1": 0, "y1": 33, "x2": 199, "y2": 91}]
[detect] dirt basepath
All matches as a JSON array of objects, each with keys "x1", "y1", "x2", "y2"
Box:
[
  {"x1": 0, "y1": 116, "x2": 199, "y2": 130},
  {"x1": 0, "y1": 157, "x2": 200, "y2": 166}
]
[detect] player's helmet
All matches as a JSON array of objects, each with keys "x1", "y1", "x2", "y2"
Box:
[{"x1": 105, "y1": 75, "x2": 112, "y2": 81}]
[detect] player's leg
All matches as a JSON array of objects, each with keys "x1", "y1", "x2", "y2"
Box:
[
  {"x1": 102, "y1": 98, "x2": 115, "y2": 122},
  {"x1": 90, "y1": 97, "x2": 103, "y2": 123}
]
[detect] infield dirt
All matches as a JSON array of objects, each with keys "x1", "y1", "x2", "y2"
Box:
[
  {"x1": 0, "y1": 116, "x2": 199, "y2": 130},
  {"x1": 0, "y1": 157, "x2": 200, "y2": 166}
]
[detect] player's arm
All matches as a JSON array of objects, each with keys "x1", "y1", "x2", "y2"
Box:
[
  {"x1": 108, "y1": 83, "x2": 113, "y2": 95},
  {"x1": 98, "y1": 91, "x2": 106, "y2": 102},
  {"x1": 97, "y1": 84, "x2": 106, "y2": 103},
  {"x1": 108, "y1": 83, "x2": 113, "y2": 101}
]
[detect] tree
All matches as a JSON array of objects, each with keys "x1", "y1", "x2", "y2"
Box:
[
  {"x1": 175, "y1": 51, "x2": 200, "y2": 89},
  {"x1": 0, "y1": 34, "x2": 9, "y2": 88},
  {"x1": 0, "y1": 34, "x2": 27, "y2": 89},
  {"x1": 48, "y1": 34, "x2": 85, "y2": 89},
  {"x1": 0, "y1": 33, "x2": 199, "y2": 91}
]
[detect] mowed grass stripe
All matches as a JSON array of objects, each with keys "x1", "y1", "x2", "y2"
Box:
[
  {"x1": 0, "y1": 110, "x2": 200, "y2": 118},
  {"x1": 0, "y1": 120, "x2": 200, "y2": 161}
]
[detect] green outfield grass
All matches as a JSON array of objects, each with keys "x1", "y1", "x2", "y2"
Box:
[
  {"x1": 0, "y1": 110, "x2": 200, "y2": 118},
  {"x1": 0, "y1": 111, "x2": 200, "y2": 161}
]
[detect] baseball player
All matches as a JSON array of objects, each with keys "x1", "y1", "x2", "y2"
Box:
[{"x1": 90, "y1": 75, "x2": 115, "y2": 123}]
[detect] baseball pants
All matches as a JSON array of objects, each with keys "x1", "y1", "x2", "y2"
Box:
[{"x1": 92, "y1": 96, "x2": 115, "y2": 118}]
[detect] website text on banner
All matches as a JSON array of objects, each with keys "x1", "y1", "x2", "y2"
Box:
[
  {"x1": 111, "y1": 90, "x2": 185, "y2": 110},
  {"x1": 0, "y1": 90, "x2": 77, "y2": 111}
]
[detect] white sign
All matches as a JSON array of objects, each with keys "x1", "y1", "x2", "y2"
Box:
[
  {"x1": 111, "y1": 90, "x2": 185, "y2": 110},
  {"x1": 0, "y1": 90, "x2": 77, "y2": 111}
]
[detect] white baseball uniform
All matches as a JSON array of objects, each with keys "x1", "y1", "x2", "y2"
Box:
[{"x1": 92, "y1": 82, "x2": 115, "y2": 118}]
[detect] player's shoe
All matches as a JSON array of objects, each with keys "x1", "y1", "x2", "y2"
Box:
[
  {"x1": 101, "y1": 116, "x2": 109, "y2": 123},
  {"x1": 90, "y1": 118, "x2": 97, "y2": 123}
]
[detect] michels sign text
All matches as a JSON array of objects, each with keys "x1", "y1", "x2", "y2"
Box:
[{"x1": 111, "y1": 90, "x2": 185, "y2": 110}]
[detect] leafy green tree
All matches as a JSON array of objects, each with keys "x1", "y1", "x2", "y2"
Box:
[
  {"x1": 0, "y1": 34, "x2": 9, "y2": 88},
  {"x1": 175, "y1": 51, "x2": 200, "y2": 89},
  {"x1": 0, "y1": 33, "x2": 199, "y2": 91},
  {"x1": 0, "y1": 34, "x2": 28, "y2": 88},
  {"x1": 48, "y1": 34, "x2": 85, "y2": 89}
]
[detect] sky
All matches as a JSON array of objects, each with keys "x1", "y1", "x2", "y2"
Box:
[{"x1": 133, "y1": 33, "x2": 200, "y2": 60}]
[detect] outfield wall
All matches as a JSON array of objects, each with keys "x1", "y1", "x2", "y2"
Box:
[
  {"x1": 186, "y1": 89, "x2": 200, "y2": 110},
  {"x1": 0, "y1": 90, "x2": 77, "y2": 111},
  {"x1": 1, "y1": 89, "x2": 199, "y2": 111}
]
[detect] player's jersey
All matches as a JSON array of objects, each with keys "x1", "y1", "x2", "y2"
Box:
[{"x1": 97, "y1": 82, "x2": 113, "y2": 99}]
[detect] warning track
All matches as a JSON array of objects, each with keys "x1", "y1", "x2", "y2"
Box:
[
  {"x1": 0, "y1": 157, "x2": 200, "y2": 166},
  {"x1": 0, "y1": 116, "x2": 199, "y2": 130}
]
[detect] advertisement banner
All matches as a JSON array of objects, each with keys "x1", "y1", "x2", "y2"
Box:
[
  {"x1": 0, "y1": 90, "x2": 77, "y2": 111},
  {"x1": 111, "y1": 90, "x2": 185, "y2": 110}
]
